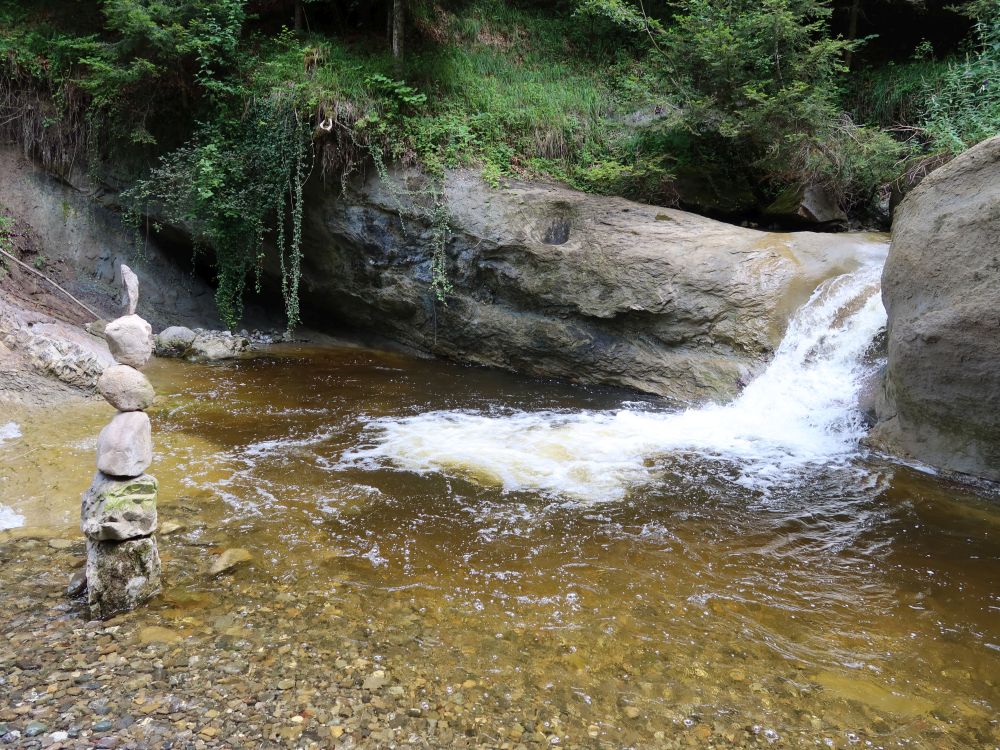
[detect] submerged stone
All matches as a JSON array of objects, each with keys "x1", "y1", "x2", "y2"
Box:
[
  {"x1": 96, "y1": 411, "x2": 152, "y2": 477},
  {"x1": 86, "y1": 537, "x2": 161, "y2": 620},
  {"x1": 104, "y1": 315, "x2": 154, "y2": 369},
  {"x1": 209, "y1": 548, "x2": 252, "y2": 575},
  {"x1": 81, "y1": 472, "x2": 158, "y2": 541},
  {"x1": 138, "y1": 626, "x2": 181, "y2": 645}
]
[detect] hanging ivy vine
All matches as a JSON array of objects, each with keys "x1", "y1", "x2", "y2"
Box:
[{"x1": 124, "y1": 95, "x2": 312, "y2": 330}]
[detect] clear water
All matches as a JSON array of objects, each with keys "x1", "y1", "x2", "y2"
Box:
[{"x1": 1, "y1": 256, "x2": 999, "y2": 748}]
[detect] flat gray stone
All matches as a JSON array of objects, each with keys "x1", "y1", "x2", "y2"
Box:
[
  {"x1": 96, "y1": 411, "x2": 152, "y2": 477},
  {"x1": 188, "y1": 331, "x2": 249, "y2": 361},
  {"x1": 97, "y1": 364, "x2": 155, "y2": 412},
  {"x1": 105, "y1": 315, "x2": 154, "y2": 369}
]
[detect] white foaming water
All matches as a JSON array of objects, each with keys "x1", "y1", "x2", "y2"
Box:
[
  {"x1": 343, "y1": 252, "x2": 888, "y2": 502},
  {"x1": 0, "y1": 422, "x2": 26, "y2": 529},
  {"x1": 0, "y1": 506, "x2": 25, "y2": 531},
  {"x1": 0, "y1": 421, "x2": 21, "y2": 446}
]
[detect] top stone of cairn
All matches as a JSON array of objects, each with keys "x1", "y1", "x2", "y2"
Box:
[
  {"x1": 121, "y1": 264, "x2": 139, "y2": 316},
  {"x1": 105, "y1": 265, "x2": 153, "y2": 368}
]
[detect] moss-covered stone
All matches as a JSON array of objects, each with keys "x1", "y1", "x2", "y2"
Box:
[{"x1": 81, "y1": 472, "x2": 158, "y2": 541}]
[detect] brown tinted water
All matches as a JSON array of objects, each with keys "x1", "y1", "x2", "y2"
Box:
[{"x1": 1, "y1": 346, "x2": 999, "y2": 749}]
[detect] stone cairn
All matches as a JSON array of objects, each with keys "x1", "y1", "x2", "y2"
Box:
[{"x1": 80, "y1": 264, "x2": 161, "y2": 619}]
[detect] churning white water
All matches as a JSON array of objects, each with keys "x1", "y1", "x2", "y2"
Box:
[{"x1": 344, "y1": 250, "x2": 889, "y2": 502}]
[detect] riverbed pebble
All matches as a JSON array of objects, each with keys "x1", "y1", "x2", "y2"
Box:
[{"x1": 0, "y1": 526, "x2": 993, "y2": 750}]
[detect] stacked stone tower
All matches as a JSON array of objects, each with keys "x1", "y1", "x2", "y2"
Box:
[{"x1": 80, "y1": 265, "x2": 161, "y2": 619}]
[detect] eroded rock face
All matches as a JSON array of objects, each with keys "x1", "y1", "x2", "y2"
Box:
[
  {"x1": 97, "y1": 364, "x2": 155, "y2": 412},
  {"x1": 81, "y1": 473, "x2": 158, "y2": 541},
  {"x1": 290, "y1": 168, "x2": 885, "y2": 402},
  {"x1": 85, "y1": 537, "x2": 161, "y2": 619},
  {"x1": 104, "y1": 315, "x2": 154, "y2": 369},
  {"x1": 96, "y1": 411, "x2": 152, "y2": 477},
  {"x1": 872, "y1": 136, "x2": 1000, "y2": 482},
  {"x1": 0, "y1": 302, "x2": 110, "y2": 395}
]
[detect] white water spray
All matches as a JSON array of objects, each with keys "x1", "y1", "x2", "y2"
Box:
[{"x1": 343, "y1": 250, "x2": 888, "y2": 501}]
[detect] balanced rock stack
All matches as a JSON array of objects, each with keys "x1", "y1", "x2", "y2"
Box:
[{"x1": 80, "y1": 265, "x2": 161, "y2": 619}]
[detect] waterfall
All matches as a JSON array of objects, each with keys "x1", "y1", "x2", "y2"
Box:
[{"x1": 343, "y1": 249, "x2": 889, "y2": 502}]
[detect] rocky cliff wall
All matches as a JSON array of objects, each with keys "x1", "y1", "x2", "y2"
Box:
[
  {"x1": 290, "y1": 168, "x2": 885, "y2": 402},
  {"x1": 0, "y1": 145, "x2": 221, "y2": 330}
]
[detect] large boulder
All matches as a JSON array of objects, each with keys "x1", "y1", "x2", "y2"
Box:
[
  {"x1": 154, "y1": 325, "x2": 197, "y2": 357},
  {"x1": 763, "y1": 184, "x2": 848, "y2": 229},
  {"x1": 871, "y1": 136, "x2": 1000, "y2": 481},
  {"x1": 289, "y1": 167, "x2": 885, "y2": 402},
  {"x1": 187, "y1": 330, "x2": 249, "y2": 361}
]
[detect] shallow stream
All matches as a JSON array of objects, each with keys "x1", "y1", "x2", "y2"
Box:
[{"x1": 1, "y1": 256, "x2": 999, "y2": 748}]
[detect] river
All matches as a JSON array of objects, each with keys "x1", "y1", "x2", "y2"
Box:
[{"x1": 1, "y1": 248, "x2": 998, "y2": 748}]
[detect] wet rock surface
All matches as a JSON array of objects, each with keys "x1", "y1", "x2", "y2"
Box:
[
  {"x1": 84, "y1": 537, "x2": 162, "y2": 620},
  {"x1": 155, "y1": 328, "x2": 252, "y2": 362},
  {"x1": 187, "y1": 331, "x2": 250, "y2": 362},
  {"x1": 153, "y1": 326, "x2": 197, "y2": 358},
  {"x1": 80, "y1": 473, "x2": 158, "y2": 542}
]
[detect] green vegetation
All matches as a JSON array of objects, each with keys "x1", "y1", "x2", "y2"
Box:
[
  {"x1": 851, "y1": 0, "x2": 999, "y2": 153},
  {"x1": 0, "y1": 0, "x2": 997, "y2": 328}
]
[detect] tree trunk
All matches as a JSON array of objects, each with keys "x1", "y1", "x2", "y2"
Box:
[
  {"x1": 845, "y1": 0, "x2": 861, "y2": 69},
  {"x1": 294, "y1": 0, "x2": 304, "y2": 31},
  {"x1": 392, "y1": 0, "x2": 405, "y2": 61}
]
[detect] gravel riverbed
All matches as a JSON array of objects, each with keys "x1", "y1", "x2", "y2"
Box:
[{"x1": 0, "y1": 527, "x2": 911, "y2": 750}]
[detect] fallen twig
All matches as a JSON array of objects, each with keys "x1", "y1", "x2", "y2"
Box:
[{"x1": 0, "y1": 247, "x2": 101, "y2": 320}]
